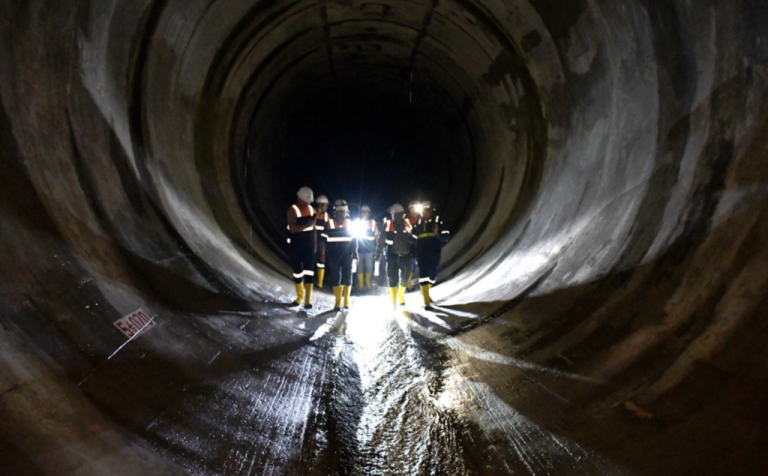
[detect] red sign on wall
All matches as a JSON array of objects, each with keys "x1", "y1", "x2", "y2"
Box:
[{"x1": 114, "y1": 309, "x2": 156, "y2": 339}]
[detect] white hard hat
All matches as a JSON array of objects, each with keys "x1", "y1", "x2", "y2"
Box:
[
  {"x1": 297, "y1": 186, "x2": 314, "y2": 203},
  {"x1": 389, "y1": 203, "x2": 405, "y2": 214},
  {"x1": 315, "y1": 195, "x2": 329, "y2": 204},
  {"x1": 408, "y1": 200, "x2": 420, "y2": 208},
  {"x1": 334, "y1": 199, "x2": 349, "y2": 213},
  {"x1": 360, "y1": 205, "x2": 371, "y2": 213}
]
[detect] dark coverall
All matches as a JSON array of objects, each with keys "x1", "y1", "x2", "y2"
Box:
[
  {"x1": 314, "y1": 211, "x2": 330, "y2": 286},
  {"x1": 413, "y1": 214, "x2": 450, "y2": 287},
  {"x1": 322, "y1": 218, "x2": 356, "y2": 287},
  {"x1": 288, "y1": 203, "x2": 316, "y2": 284},
  {"x1": 377, "y1": 217, "x2": 416, "y2": 289}
]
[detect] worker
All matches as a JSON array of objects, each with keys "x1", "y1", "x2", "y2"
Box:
[
  {"x1": 287, "y1": 186, "x2": 317, "y2": 309},
  {"x1": 314, "y1": 195, "x2": 330, "y2": 288},
  {"x1": 376, "y1": 203, "x2": 415, "y2": 309},
  {"x1": 411, "y1": 201, "x2": 450, "y2": 310},
  {"x1": 406, "y1": 200, "x2": 421, "y2": 291},
  {"x1": 354, "y1": 205, "x2": 377, "y2": 293},
  {"x1": 321, "y1": 199, "x2": 358, "y2": 311}
]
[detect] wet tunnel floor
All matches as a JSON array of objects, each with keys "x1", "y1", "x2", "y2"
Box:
[{"x1": 94, "y1": 292, "x2": 632, "y2": 476}]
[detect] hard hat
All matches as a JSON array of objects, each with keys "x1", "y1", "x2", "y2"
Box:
[
  {"x1": 389, "y1": 203, "x2": 405, "y2": 214},
  {"x1": 334, "y1": 199, "x2": 349, "y2": 214},
  {"x1": 408, "y1": 200, "x2": 420, "y2": 208},
  {"x1": 360, "y1": 205, "x2": 371, "y2": 213},
  {"x1": 420, "y1": 201, "x2": 431, "y2": 209},
  {"x1": 297, "y1": 186, "x2": 314, "y2": 203},
  {"x1": 315, "y1": 195, "x2": 329, "y2": 204}
]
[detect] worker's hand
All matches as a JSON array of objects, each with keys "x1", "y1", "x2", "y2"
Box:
[{"x1": 405, "y1": 222, "x2": 413, "y2": 233}]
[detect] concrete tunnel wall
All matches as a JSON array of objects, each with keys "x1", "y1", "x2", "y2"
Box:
[{"x1": 1, "y1": 0, "x2": 767, "y2": 474}]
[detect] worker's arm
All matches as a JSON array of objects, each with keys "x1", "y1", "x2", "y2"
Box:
[{"x1": 375, "y1": 231, "x2": 386, "y2": 261}]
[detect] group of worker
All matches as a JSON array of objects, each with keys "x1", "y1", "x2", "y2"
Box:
[{"x1": 286, "y1": 186, "x2": 450, "y2": 312}]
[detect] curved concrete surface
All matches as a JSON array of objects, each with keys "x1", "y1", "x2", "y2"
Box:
[{"x1": 1, "y1": 1, "x2": 768, "y2": 474}]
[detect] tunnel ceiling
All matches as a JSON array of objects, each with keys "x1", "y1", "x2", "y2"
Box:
[{"x1": 1, "y1": 0, "x2": 768, "y2": 474}]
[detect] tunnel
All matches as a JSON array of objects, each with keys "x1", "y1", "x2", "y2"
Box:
[{"x1": 1, "y1": 0, "x2": 768, "y2": 474}]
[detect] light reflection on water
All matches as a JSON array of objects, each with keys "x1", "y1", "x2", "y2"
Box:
[{"x1": 328, "y1": 294, "x2": 630, "y2": 476}]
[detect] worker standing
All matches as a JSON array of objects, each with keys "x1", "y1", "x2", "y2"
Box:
[
  {"x1": 376, "y1": 203, "x2": 415, "y2": 309},
  {"x1": 406, "y1": 201, "x2": 422, "y2": 291},
  {"x1": 314, "y1": 195, "x2": 330, "y2": 288},
  {"x1": 355, "y1": 205, "x2": 377, "y2": 293},
  {"x1": 321, "y1": 199, "x2": 358, "y2": 311},
  {"x1": 287, "y1": 187, "x2": 317, "y2": 309},
  {"x1": 412, "y1": 202, "x2": 450, "y2": 310}
]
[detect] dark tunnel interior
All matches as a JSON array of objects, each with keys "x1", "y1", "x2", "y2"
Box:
[{"x1": 1, "y1": 1, "x2": 768, "y2": 475}]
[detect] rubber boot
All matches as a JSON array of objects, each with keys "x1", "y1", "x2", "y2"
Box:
[
  {"x1": 357, "y1": 274, "x2": 365, "y2": 291},
  {"x1": 406, "y1": 272, "x2": 414, "y2": 291},
  {"x1": 343, "y1": 285, "x2": 352, "y2": 309},
  {"x1": 421, "y1": 285, "x2": 431, "y2": 306},
  {"x1": 389, "y1": 287, "x2": 398, "y2": 308},
  {"x1": 294, "y1": 283, "x2": 304, "y2": 305},
  {"x1": 397, "y1": 285, "x2": 406, "y2": 306},
  {"x1": 317, "y1": 268, "x2": 325, "y2": 289},
  {"x1": 303, "y1": 283, "x2": 313, "y2": 309},
  {"x1": 333, "y1": 286, "x2": 343, "y2": 310},
  {"x1": 365, "y1": 273, "x2": 372, "y2": 290}
]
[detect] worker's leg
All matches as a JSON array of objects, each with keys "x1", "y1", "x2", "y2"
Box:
[
  {"x1": 290, "y1": 244, "x2": 305, "y2": 305},
  {"x1": 361, "y1": 252, "x2": 374, "y2": 289},
  {"x1": 302, "y1": 246, "x2": 315, "y2": 307},
  {"x1": 316, "y1": 262, "x2": 325, "y2": 288},
  {"x1": 407, "y1": 257, "x2": 416, "y2": 291},
  {"x1": 418, "y1": 251, "x2": 435, "y2": 307},
  {"x1": 386, "y1": 253, "x2": 399, "y2": 307},
  {"x1": 341, "y1": 254, "x2": 353, "y2": 308},
  {"x1": 397, "y1": 255, "x2": 411, "y2": 305},
  {"x1": 327, "y1": 253, "x2": 342, "y2": 309}
]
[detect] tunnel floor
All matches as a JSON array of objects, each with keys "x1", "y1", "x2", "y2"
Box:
[{"x1": 17, "y1": 288, "x2": 630, "y2": 476}]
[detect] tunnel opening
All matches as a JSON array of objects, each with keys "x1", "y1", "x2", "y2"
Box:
[{"x1": 242, "y1": 75, "x2": 477, "y2": 261}]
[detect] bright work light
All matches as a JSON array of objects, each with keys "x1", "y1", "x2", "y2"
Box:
[{"x1": 350, "y1": 219, "x2": 368, "y2": 238}]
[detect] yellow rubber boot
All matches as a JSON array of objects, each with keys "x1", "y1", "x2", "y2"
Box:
[
  {"x1": 407, "y1": 272, "x2": 414, "y2": 290},
  {"x1": 343, "y1": 285, "x2": 352, "y2": 309},
  {"x1": 317, "y1": 268, "x2": 325, "y2": 288},
  {"x1": 397, "y1": 285, "x2": 406, "y2": 305},
  {"x1": 333, "y1": 286, "x2": 343, "y2": 309},
  {"x1": 389, "y1": 287, "x2": 398, "y2": 308},
  {"x1": 294, "y1": 283, "x2": 304, "y2": 305},
  {"x1": 421, "y1": 285, "x2": 431, "y2": 306},
  {"x1": 365, "y1": 273, "x2": 372, "y2": 290},
  {"x1": 357, "y1": 274, "x2": 364, "y2": 289},
  {"x1": 304, "y1": 283, "x2": 313, "y2": 307}
]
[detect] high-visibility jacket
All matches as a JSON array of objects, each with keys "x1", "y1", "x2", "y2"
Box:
[
  {"x1": 377, "y1": 217, "x2": 415, "y2": 257},
  {"x1": 356, "y1": 218, "x2": 377, "y2": 253},
  {"x1": 412, "y1": 213, "x2": 450, "y2": 253},
  {"x1": 406, "y1": 214, "x2": 420, "y2": 227},
  {"x1": 286, "y1": 203, "x2": 316, "y2": 245},
  {"x1": 321, "y1": 218, "x2": 356, "y2": 255},
  {"x1": 315, "y1": 211, "x2": 330, "y2": 232}
]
